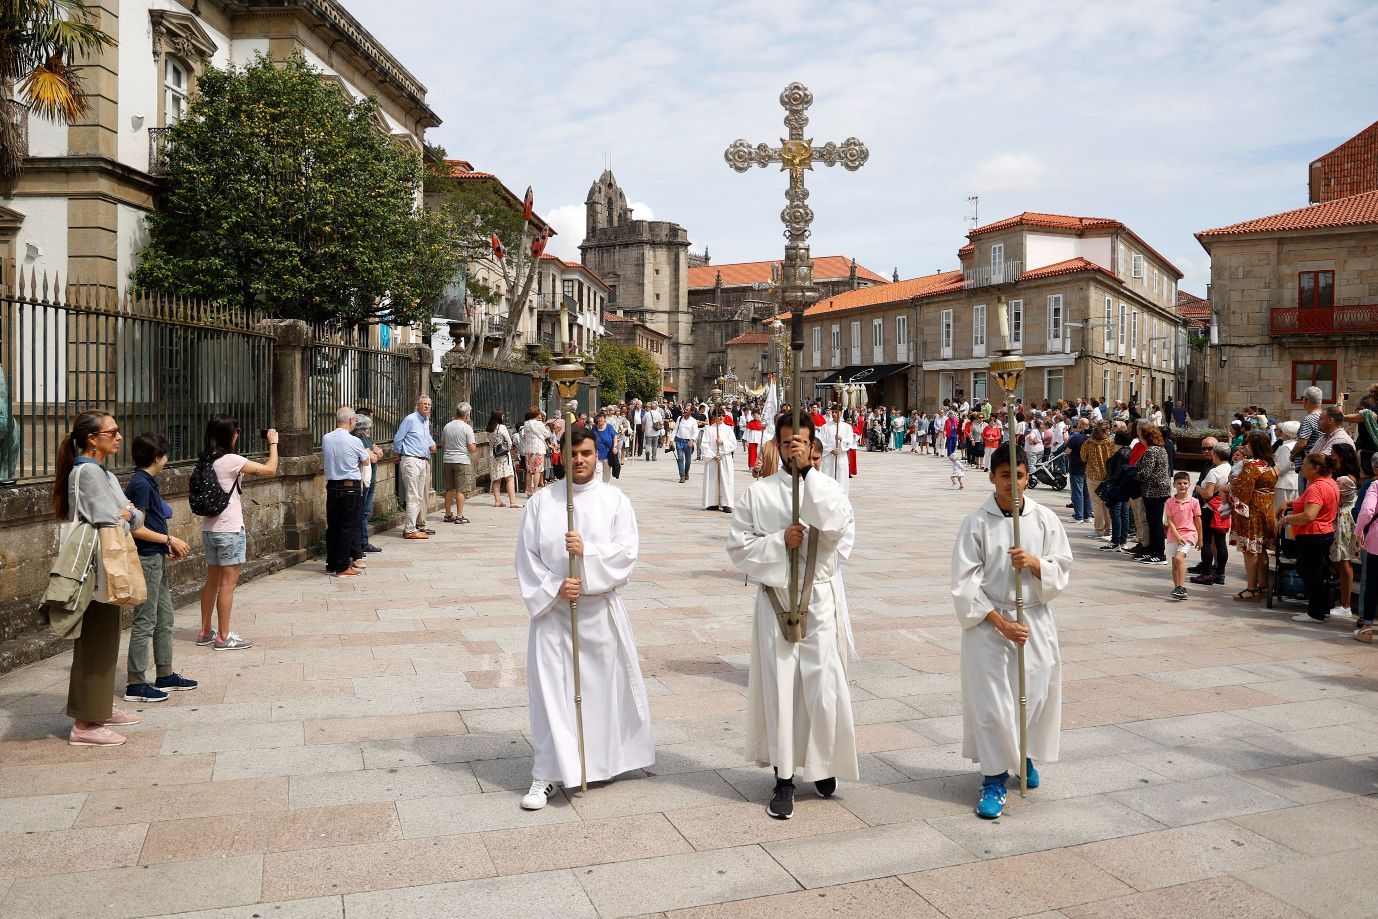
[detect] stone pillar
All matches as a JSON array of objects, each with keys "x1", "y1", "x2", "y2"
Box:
[
  {"x1": 395, "y1": 343, "x2": 433, "y2": 411},
  {"x1": 441, "y1": 350, "x2": 473, "y2": 418},
  {"x1": 268, "y1": 319, "x2": 313, "y2": 457}
]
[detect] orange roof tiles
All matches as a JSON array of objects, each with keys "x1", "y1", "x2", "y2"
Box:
[
  {"x1": 1017, "y1": 257, "x2": 1118, "y2": 283},
  {"x1": 967, "y1": 211, "x2": 1182, "y2": 278},
  {"x1": 1310, "y1": 120, "x2": 1378, "y2": 203},
  {"x1": 804, "y1": 270, "x2": 965, "y2": 318},
  {"x1": 725, "y1": 331, "x2": 770, "y2": 347},
  {"x1": 688, "y1": 256, "x2": 887, "y2": 289},
  {"x1": 1176, "y1": 291, "x2": 1211, "y2": 329},
  {"x1": 1196, "y1": 189, "x2": 1378, "y2": 241},
  {"x1": 538, "y1": 254, "x2": 610, "y2": 291}
]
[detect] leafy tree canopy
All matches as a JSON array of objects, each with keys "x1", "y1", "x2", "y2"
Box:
[
  {"x1": 132, "y1": 52, "x2": 457, "y2": 327},
  {"x1": 594, "y1": 340, "x2": 661, "y2": 404}
]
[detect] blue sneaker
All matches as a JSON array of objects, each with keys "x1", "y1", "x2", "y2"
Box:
[
  {"x1": 122, "y1": 682, "x2": 169, "y2": 703},
  {"x1": 1024, "y1": 759, "x2": 1040, "y2": 789},
  {"x1": 976, "y1": 782, "x2": 1007, "y2": 819},
  {"x1": 154, "y1": 673, "x2": 198, "y2": 692}
]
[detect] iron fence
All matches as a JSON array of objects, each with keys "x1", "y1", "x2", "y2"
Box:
[
  {"x1": 0, "y1": 271, "x2": 274, "y2": 483},
  {"x1": 306, "y1": 324, "x2": 410, "y2": 446},
  {"x1": 472, "y1": 364, "x2": 537, "y2": 432}
]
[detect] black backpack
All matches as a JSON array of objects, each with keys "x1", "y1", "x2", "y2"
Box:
[{"x1": 188, "y1": 455, "x2": 239, "y2": 517}]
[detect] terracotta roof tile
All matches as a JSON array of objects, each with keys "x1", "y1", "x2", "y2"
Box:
[
  {"x1": 724, "y1": 331, "x2": 770, "y2": 347},
  {"x1": 1196, "y1": 189, "x2": 1378, "y2": 240},
  {"x1": 1176, "y1": 291, "x2": 1211, "y2": 329},
  {"x1": 1310, "y1": 120, "x2": 1378, "y2": 203},
  {"x1": 1017, "y1": 257, "x2": 1118, "y2": 282},
  {"x1": 537, "y1": 254, "x2": 607, "y2": 291},
  {"x1": 803, "y1": 270, "x2": 965, "y2": 318},
  {"x1": 688, "y1": 256, "x2": 887, "y2": 289},
  {"x1": 967, "y1": 211, "x2": 1182, "y2": 279}
]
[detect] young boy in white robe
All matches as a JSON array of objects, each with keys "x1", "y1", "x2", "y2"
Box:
[
  {"x1": 515, "y1": 427, "x2": 654, "y2": 810},
  {"x1": 951, "y1": 446, "x2": 1073, "y2": 819},
  {"x1": 729, "y1": 415, "x2": 858, "y2": 820}
]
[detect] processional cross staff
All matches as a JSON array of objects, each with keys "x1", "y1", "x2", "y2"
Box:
[{"x1": 725, "y1": 82, "x2": 868, "y2": 639}]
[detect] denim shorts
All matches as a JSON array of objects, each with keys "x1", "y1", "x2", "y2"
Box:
[{"x1": 204, "y1": 528, "x2": 247, "y2": 566}]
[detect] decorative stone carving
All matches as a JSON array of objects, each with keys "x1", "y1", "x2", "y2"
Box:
[{"x1": 149, "y1": 10, "x2": 219, "y2": 66}]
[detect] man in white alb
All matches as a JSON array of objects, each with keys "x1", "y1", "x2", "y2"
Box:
[
  {"x1": 515, "y1": 427, "x2": 654, "y2": 810},
  {"x1": 701, "y1": 406, "x2": 737, "y2": 513},
  {"x1": 728, "y1": 414, "x2": 858, "y2": 820},
  {"x1": 819, "y1": 405, "x2": 857, "y2": 494}
]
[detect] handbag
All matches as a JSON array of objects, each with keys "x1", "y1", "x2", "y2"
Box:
[
  {"x1": 1208, "y1": 494, "x2": 1232, "y2": 532},
  {"x1": 92, "y1": 464, "x2": 148, "y2": 607}
]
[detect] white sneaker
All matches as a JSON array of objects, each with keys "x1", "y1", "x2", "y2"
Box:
[
  {"x1": 1331, "y1": 606, "x2": 1353, "y2": 618},
  {"x1": 521, "y1": 778, "x2": 555, "y2": 810}
]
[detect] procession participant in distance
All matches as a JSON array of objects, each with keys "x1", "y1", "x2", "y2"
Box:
[
  {"x1": 819, "y1": 404, "x2": 857, "y2": 494},
  {"x1": 745, "y1": 409, "x2": 766, "y2": 470},
  {"x1": 728, "y1": 413, "x2": 858, "y2": 820},
  {"x1": 701, "y1": 406, "x2": 738, "y2": 513},
  {"x1": 672, "y1": 407, "x2": 699, "y2": 484},
  {"x1": 950, "y1": 447, "x2": 1072, "y2": 819},
  {"x1": 515, "y1": 426, "x2": 653, "y2": 810}
]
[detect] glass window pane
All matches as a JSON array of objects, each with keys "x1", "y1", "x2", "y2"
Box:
[
  {"x1": 1299, "y1": 272, "x2": 1315, "y2": 307},
  {"x1": 1318, "y1": 272, "x2": 1334, "y2": 308}
]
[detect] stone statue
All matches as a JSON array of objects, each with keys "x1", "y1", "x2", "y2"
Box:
[{"x1": 0, "y1": 364, "x2": 20, "y2": 482}]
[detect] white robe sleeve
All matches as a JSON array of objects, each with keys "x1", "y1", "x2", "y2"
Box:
[
  {"x1": 727, "y1": 488, "x2": 789, "y2": 588},
  {"x1": 515, "y1": 493, "x2": 564, "y2": 619},
  {"x1": 1030, "y1": 506, "x2": 1073, "y2": 606},
  {"x1": 950, "y1": 512, "x2": 999, "y2": 630},
  {"x1": 580, "y1": 493, "x2": 639, "y2": 596},
  {"x1": 797, "y1": 470, "x2": 850, "y2": 536}
]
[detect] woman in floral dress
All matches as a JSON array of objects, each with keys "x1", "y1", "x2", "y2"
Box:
[
  {"x1": 1330, "y1": 443, "x2": 1362, "y2": 618},
  {"x1": 1230, "y1": 431, "x2": 1277, "y2": 602}
]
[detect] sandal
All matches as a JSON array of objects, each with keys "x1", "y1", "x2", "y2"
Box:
[
  {"x1": 457, "y1": 517, "x2": 470, "y2": 524},
  {"x1": 1232, "y1": 589, "x2": 1260, "y2": 602}
]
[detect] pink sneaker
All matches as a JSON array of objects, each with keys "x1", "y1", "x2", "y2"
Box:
[
  {"x1": 69, "y1": 725, "x2": 126, "y2": 746},
  {"x1": 103, "y1": 709, "x2": 141, "y2": 726}
]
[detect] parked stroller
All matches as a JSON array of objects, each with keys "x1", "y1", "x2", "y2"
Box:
[
  {"x1": 1267, "y1": 531, "x2": 1338, "y2": 608},
  {"x1": 1025, "y1": 444, "x2": 1068, "y2": 491}
]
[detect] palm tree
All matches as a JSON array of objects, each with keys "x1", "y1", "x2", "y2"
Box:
[{"x1": 0, "y1": 0, "x2": 114, "y2": 180}]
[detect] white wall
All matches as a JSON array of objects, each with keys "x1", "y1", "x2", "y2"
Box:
[
  {"x1": 27, "y1": 117, "x2": 67, "y2": 157},
  {"x1": 11, "y1": 197, "x2": 69, "y2": 282},
  {"x1": 229, "y1": 37, "x2": 268, "y2": 66},
  {"x1": 118, "y1": 0, "x2": 158, "y2": 172},
  {"x1": 117, "y1": 203, "x2": 151, "y2": 292},
  {"x1": 1024, "y1": 233, "x2": 1114, "y2": 272},
  {"x1": 298, "y1": 46, "x2": 409, "y2": 135}
]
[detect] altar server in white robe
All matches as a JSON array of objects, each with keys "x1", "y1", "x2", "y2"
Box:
[
  {"x1": 729, "y1": 416, "x2": 858, "y2": 820},
  {"x1": 701, "y1": 408, "x2": 738, "y2": 513},
  {"x1": 820, "y1": 405, "x2": 858, "y2": 494},
  {"x1": 810, "y1": 436, "x2": 858, "y2": 669},
  {"x1": 951, "y1": 445, "x2": 1072, "y2": 820},
  {"x1": 516, "y1": 427, "x2": 654, "y2": 810}
]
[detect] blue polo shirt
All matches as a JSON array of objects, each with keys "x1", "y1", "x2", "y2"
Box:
[
  {"x1": 125, "y1": 468, "x2": 172, "y2": 556},
  {"x1": 594, "y1": 425, "x2": 616, "y2": 461}
]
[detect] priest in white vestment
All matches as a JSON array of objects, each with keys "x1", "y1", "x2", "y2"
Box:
[
  {"x1": 701, "y1": 412, "x2": 738, "y2": 512},
  {"x1": 820, "y1": 407, "x2": 858, "y2": 493},
  {"x1": 516, "y1": 428, "x2": 654, "y2": 810},
  {"x1": 950, "y1": 447, "x2": 1072, "y2": 819},
  {"x1": 728, "y1": 420, "x2": 858, "y2": 820}
]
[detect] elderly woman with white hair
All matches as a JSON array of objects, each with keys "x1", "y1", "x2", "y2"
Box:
[
  {"x1": 1273, "y1": 419, "x2": 1302, "y2": 513},
  {"x1": 352, "y1": 412, "x2": 383, "y2": 557}
]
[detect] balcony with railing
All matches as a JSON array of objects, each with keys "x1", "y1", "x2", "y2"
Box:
[
  {"x1": 963, "y1": 260, "x2": 1023, "y2": 289},
  {"x1": 1270, "y1": 304, "x2": 1378, "y2": 335},
  {"x1": 148, "y1": 127, "x2": 173, "y2": 175}
]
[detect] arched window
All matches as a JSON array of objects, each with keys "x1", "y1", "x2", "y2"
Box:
[{"x1": 164, "y1": 58, "x2": 189, "y2": 124}]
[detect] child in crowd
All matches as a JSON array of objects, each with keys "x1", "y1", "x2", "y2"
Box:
[
  {"x1": 123, "y1": 433, "x2": 196, "y2": 702},
  {"x1": 1165, "y1": 471, "x2": 1203, "y2": 601},
  {"x1": 949, "y1": 449, "x2": 967, "y2": 489}
]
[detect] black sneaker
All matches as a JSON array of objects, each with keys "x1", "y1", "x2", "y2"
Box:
[
  {"x1": 364, "y1": 543, "x2": 383, "y2": 553},
  {"x1": 815, "y1": 777, "x2": 837, "y2": 798},
  {"x1": 122, "y1": 682, "x2": 168, "y2": 703},
  {"x1": 767, "y1": 779, "x2": 795, "y2": 819},
  {"x1": 1098, "y1": 543, "x2": 1121, "y2": 552},
  {"x1": 1171, "y1": 586, "x2": 1188, "y2": 601}
]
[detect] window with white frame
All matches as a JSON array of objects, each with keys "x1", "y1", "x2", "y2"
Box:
[
  {"x1": 1153, "y1": 269, "x2": 1160, "y2": 293},
  {"x1": 1119, "y1": 243, "x2": 1127, "y2": 277},
  {"x1": 1117, "y1": 371, "x2": 1125, "y2": 403},
  {"x1": 830, "y1": 324, "x2": 840, "y2": 365},
  {"x1": 1103, "y1": 296, "x2": 1114, "y2": 353},
  {"x1": 1102, "y1": 370, "x2": 1111, "y2": 404},
  {"x1": 1046, "y1": 294, "x2": 1064, "y2": 349},
  {"x1": 850, "y1": 320, "x2": 861, "y2": 363},
  {"x1": 990, "y1": 243, "x2": 1005, "y2": 283},
  {"x1": 1131, "y1": 310, "x2": 1139, "y2": 354},
  {"x1": 872, "y1": 318, "x2": 884, "y2": 362},
  {"x1": 940, "y1": 309, "x2": 953, "y2": 358},
  {"x1": 1009, "y1": 299, "x2": 1023, "y2": 349},
  {"x1": 1131, "y1": 254, "x2": 1144, "y2": 279},
  {"x1": 896, "y1": 314, "x2": 909, "y2": 361},
  {"x1": 1118, "y1": 303, "x2": 1127, "y2": 354},
  {"x1": 972, "y1": 370, "x2": 987, "y2": 401},
  {"x1": 1045, "y1": 368, "x2": 1064, "y2": 403},
  {"x1": 812, "y1": 326, "x2": 821, "y2": 367},
  {"x1": 165, "y1": 58, "x2": 189, "y2": 124},
  {"x1": 972, "y1": 303, "x2": 987, "y2": 356}
]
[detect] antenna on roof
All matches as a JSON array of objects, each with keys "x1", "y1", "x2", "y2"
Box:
[
  {"x1": 603, "y1": 150, "x2": 613, "y2": 171},
  {"x1": 965, "y1": 195, "x2": 979, "y2": 231}
]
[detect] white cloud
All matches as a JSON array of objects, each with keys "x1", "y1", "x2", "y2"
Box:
[
  {"x1": 966, "y1": 153, "x2": 1047, "y2": 196},
  {"x1": 628, "y1": 201, "x2": 654, "y2": 221},
  {"x1": 543, "y1": 204, "x2": 584, "y2": 260}
]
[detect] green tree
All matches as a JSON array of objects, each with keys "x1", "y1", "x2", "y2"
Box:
[
  {"x1": 594, "y1": 340, "x2": 660, "y2": 403},
  {"x1": 1, "y1": 0, "x2": 115, "y2": 180},
  {"x1": 132, "y1": 52, "x2": 456, "y2": 327}
]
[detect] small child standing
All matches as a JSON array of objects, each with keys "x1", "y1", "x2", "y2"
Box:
[
  {"x1": 123, "y1": 434, "x2": 196, "y2": 702},
  {"x1": 1164, "y1": 471, "x2": 1203, "y2": 601},
  {"x1": 949, "y1": 451, "x2": 967, "y2": 489}
]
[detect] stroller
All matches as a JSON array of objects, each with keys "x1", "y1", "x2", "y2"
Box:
[
  {"x1": 1267, "y1": 530, "x2": 1339, "y2": 608},
  {"x1": 1025, "y1": 443, "x2": 1067, "y2": 491}
]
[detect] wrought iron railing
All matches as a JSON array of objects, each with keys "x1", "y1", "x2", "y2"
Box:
[
  {"x1": 306, "y1": 324, "x2": 410, "y2": 446},
  {"x1": 472, "y1": 364, "x2": 537, "y2": 432},
  {"x1": 0, "y1": 271, "x2": 274, "y2": 483},
  {"x1": 963, "y1": 260, "x2": 1023, "y2": 288},
  {"x1": 148, "y1": 127, "x2": 173, "y2": 175},
  {"x1": 1269, "y1": 304, "x2": 1378, "y2": 335}
]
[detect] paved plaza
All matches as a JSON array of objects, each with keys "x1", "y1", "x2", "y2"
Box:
[{"x1": 1, "y1": 450, "x2": 1376, "y2": 918}]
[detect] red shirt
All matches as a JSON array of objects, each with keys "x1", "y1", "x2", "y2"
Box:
[
  {"x1": 1293, "y1": 476, "x2": 1340, "y2": 535},
  {"x1": 982, "y1": 425, "x2": 1001, "y2": 449}
]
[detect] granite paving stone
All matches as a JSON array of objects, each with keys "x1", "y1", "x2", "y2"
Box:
[
  {"x1": 342, "y1": 870, "x2": 597, "y2": 919},
  {"x1": 765, "y1": 821, "x2": 976, "y2": 888},
  {"x1": 1060, "y1": 876, "x2": 1307, "y2": 919},
  {"x1": 1108, "y1": 774, "x2": 1297, "y2": 827},
  {"x1": 576, "y1": 845, "x2": 799, "y2": 916},
  {"x1": 0, "y1": 792, "x2": 88, "y2": 835},
  {"x1": 1237, "y1": 852, "x2": 1378, "y2": 919},
  {"x1": 1231, "y1": 795, "x2": 1378, "y2": 855},
  {"x1": 899, "y1": 848, "x2": 1134, "y2": 919},
  {"x1": 138, "y1": 802, "x2": 402, "y2": 863},
  {"x1": 0, "y1": 823, "x2": 148, "y2": 878},
  {"x1": 1072, "y1": 819, "x2": 1301, "y2": 890},
  {"x1": 261, "y1": 835, "x2": 495, "y2": 900},
  {"x1": 397, "y1": 788, "x2": 580, "y2": 835},
  {"x1": 1235, "y1": 754, "x2": 1378, "y2": 803},
  {"x1": 928, "y1": 795, "x2": 1166, "y2": 860},
  {"x1": 664, "y1": 876, "x2": 942, "y2": 918},
  {"x1": 145, "y1": 897, "x2": 345, "y2": 919},
  {"x1": 0, "y1": 855, "x2": 264, "y2": 919}
]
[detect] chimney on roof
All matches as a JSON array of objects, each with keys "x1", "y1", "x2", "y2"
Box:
[
  {"x1": 849, "y1": 258, "x2": 858, "y2": 290},
  {"x1": 892, "y1": 267, "x2": 899, "y2": 283}
]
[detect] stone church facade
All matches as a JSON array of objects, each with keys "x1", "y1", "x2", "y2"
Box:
[{"x1": 579, "y1": 170, "x2": 692, "y2": 396}]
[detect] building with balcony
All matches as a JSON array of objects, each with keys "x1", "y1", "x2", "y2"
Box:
[
  {"x1": 1, "y1": 0, "x2": 439, "y2": 292},
  {"x1": 537, "y1": 255, "x2": 607, "y2": 355},
  {"x1": 1196, "y1": 189, "x2": 1378, "y2": 422}
]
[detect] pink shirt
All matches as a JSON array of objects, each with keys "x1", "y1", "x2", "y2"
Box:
[
  {"x1": 202, "y1": 453, "x2": 247, "y2": 533},
  {"x1": 1165, "y1": 495, "x2": 1202, "y2": 544},
  {"x1": 1357, "y1": 485, "x2": 1378, "y2": 555}
]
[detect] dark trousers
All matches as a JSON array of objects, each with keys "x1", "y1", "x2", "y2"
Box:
[
  {"x1": 1200, "y1": 506, "x2": 1228, "y2": 575},
  {"x1": 1294, "y1": 532, "x2": 1335, "y2": 620},
  {"x1": 1070, "y1": 473, "x2": 1089, "y2": 520},
  {"x1": 1144, "y1": 495, "x2": 1168, "y2": 558},
  {"x1": 326, "y1": 480, "x2": 361, "y2": 572},
  {"x1": 1361, "y1": 551, "x2": 1377, "y2": 624},
  {"x1": 1110, "y1": 500, "x2": 1130, "y2": 546},
  {"x1": 607, "y1": 452, "x2": 621, "y2": 480},
  {"x1": 67, "y1": 600, "x2": 120, "y2": 723},
  {"x1": 354, "y1": 478, "x2": 377, "y2": 555}
]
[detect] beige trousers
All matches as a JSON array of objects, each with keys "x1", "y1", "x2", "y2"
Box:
[
  {"x1": 1088, "y1": 476, "x2": 1110, "y2": 535},
  {"x1": 1131, "y1": 497, "x2": 1149, "y2": 546},
  {"x1": 399, "y1": 455, "x2": 430, "y2": 533}
]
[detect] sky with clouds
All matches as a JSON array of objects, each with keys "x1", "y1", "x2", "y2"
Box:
[{"x1": 348, "y1": 0, "x2": 1378, "y2": 294}]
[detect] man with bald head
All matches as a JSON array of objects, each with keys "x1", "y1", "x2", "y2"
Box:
[
  {"x1": 322, "y1": 406, "x2": 372, "y2": 576},
  {"x1": 394, "y1": 396, "x2": 437, "y2": 539}
]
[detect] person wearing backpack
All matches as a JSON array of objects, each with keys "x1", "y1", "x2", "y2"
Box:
[
  {"x1": 486, "y1": 409, "x2": 520, "y2": 508},
  {"x1": 194, "y1": 415, "x2": 278, "y2": 651}
]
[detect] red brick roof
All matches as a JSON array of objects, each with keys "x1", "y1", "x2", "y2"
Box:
[
  {"x1": 725, "y1": 331, "x2": 770, "y2": 347},
  {"x1": 688, "y1": 256, "x2": 887, "y2": 289},
  {"x1": 966, "y1": 211, "x2": 1182, "y2": 278},
  {"x1": 1176, "y1": 291, "x2": 1211, "y2": 330},
  {"x1": 1310, "y1": 120, "x2": 1378, "y2": 203},
  {"x1": 1196, "y1": 189, "x2": 1378, "y2": 241},
  {"x1": 439, "y1": 159, "x2": 551, "y2": 233},
  {"x1": 538, "y1": 255, "x2": 609, "y2": 292},
  {"x1": 804, "y1": 270, "x2": 965, "y2": 318},
  {"x1": 1017, "y1": 257, "x2": 1118, "y2": 283}
]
